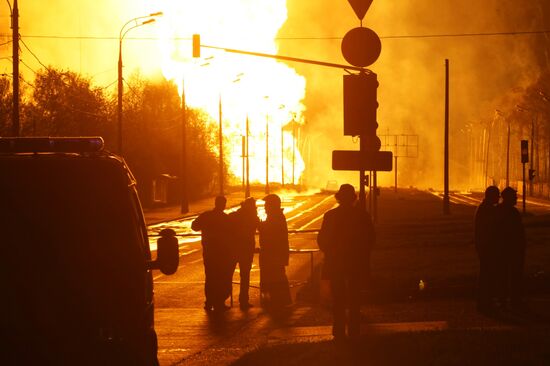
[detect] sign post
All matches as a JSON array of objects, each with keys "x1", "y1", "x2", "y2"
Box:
[{"x1": 333, "y1": 0, "x2": 392, "y2": 222}]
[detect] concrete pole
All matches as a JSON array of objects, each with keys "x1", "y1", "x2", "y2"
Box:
[
  {"x1": 117, "y1": 41, "x2": 123, "y2": 154},
  {"x1": 11, "y1": 0, "x2": 19, "y2": 136},
  {"x1": 219, "y1": 94, "x2": 224, "y2": 196},
  {"x1": 265, "y1": 113, "x2": 270, "y2": 194},
  {"x1": 443, "y1": 59, "x2": 450, "y2": 214},
  {"x1": 180, "y1": 81, "x2": 189, "y2": 214},
  {"x1": 246, "y1": 116, "x2": 250, "y2": 197}
]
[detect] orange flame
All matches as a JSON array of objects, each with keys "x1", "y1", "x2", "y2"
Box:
[{"x1": 154, "y1": 0, "x2": 306, "y2": 185}]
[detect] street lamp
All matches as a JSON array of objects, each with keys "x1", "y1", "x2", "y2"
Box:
[
  {"x1": 264, "y1": 96, "x2": 270, "y2": 194},
  {"x1": 117, "y1": 12, "x2": 162, "y2": 155}
]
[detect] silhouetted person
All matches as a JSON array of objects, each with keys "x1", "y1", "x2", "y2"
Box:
[
  {"x1": 228, "y1": 197, "x2": 260, "y2": 310},
  {"x1": 259, "y1": 194, "x2": 292, "y2": 309},
  {"x1": 192, "y1": 196, "x2": 232, "y2": 312},
  {"x1": 497, "y1": 187, "x2": 527, "y2": 311},
  {"x1": 317, "y1": 184, "x2": 375, "y2": 340},
  {"x1": 474, "y1": 185, "x2": 500, "y2": 314}
]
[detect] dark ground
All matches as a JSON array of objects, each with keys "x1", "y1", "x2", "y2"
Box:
[{"x1": 227, "y1": 188, "x2": 550, "y2": 365}]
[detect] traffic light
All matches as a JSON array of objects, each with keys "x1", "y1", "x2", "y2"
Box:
[
  {"x1": 521, "y1": 140, "x2": 529, "y2": 163},
  {"x1": 529, "y1": 169, "x2": 536, "y2": 181},
  {"x1": 343, "y1": 72, "x2": 380, "y2": 150},
  {"x1": 192, "y1": 34, "x2": 200, "y2": 58}
]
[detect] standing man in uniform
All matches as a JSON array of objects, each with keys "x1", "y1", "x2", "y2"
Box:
[
  {"x1": 228, "y1": 197, "x2": 260, "y2": 310},
  {"x1": 317, "y1": 184, "x2": 375, "y2": 340},
  {"x1": 191, "y1": 196, "x2": 232, "y2": 312},
  {"x1": 474, "y1": 185, "x2": 500, "y2": 314}
]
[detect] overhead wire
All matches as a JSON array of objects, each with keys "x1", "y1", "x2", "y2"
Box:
[
  {"x1": 20, "y1": 38, "x2": 49, "y2": 69},
  {"x1": 17, "y1": 29, "x2": 550, "y2": 42}
]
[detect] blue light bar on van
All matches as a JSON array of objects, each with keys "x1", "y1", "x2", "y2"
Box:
[{"x1": 0, "y1": 137, "x2": 105, "y2": 153}]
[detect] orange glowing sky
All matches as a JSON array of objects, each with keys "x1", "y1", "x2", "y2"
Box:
[{"x1": 1, "y1": 1, "x2": 546, "y2": 189}]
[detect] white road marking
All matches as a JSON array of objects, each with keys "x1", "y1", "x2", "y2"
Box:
[
  {"x1": 295, "y1": 203, "x2": 337, "y2": 231},
  {"x1": 286, "y1": 195, "x2": 334, "y2": 222}
]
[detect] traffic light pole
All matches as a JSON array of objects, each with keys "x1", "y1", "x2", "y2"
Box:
[
  {"x1": 394, "y1": 155, "x2": 398, "y2": 193},
  {"x1": 359, "y1": 135, "x2": 367, "y2": 212},
  {"x1": 522, "y1": 162, "x2": 526, "y2": 214}
]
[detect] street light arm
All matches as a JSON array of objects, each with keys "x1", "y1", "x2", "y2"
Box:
[
  {"x1": 117, "y1": 11, "x2": 162, "y2": 155},
  {"x1": 121, "y1": 19, "x2": 156, "y2": 41},
  {"x1": 119, "y1": 12, "x2": 162, "y2": 40}
]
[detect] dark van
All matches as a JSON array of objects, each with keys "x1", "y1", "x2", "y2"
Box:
[{"x1": 0, "y1": 137, "x2": 179, "y2": 366}]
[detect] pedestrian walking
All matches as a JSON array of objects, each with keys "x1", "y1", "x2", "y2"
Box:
[
  {"x1": 191, "y1": 196, "x2": 232, "y2": 312},
  {"x1": 228, "y1": 197, "x2": 260, "y2": 310},
  {"x1": 497, "y1": 187, "x2": 527, "y2": 312},
  {"x1": 474, "y1": 185, "x2": 500, "y2": 314},
  {"x1": 317, "y1": 184, "x2": 375, "y2": 340},
  {"x1": 258, "y1": 194, "x2": 292, "y2": 309}
]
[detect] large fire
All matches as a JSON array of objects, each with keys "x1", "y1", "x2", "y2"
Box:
[{"x1": 154, "y1": 0, "x2": 306, "y2": 185}]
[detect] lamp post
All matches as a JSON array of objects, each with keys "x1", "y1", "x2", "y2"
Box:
[
  {"x1": 484, "y1": 111, "x2": 498, "y2": 186},
  {"x1": 264, "y1": 96, "x2": 270, "y2": 194},
  {"x1": 245, "y1": 115, "x2": 250, "y2": 197},
  {"x1": 218, "y1": 94, "x2": 224, "y2": 195},
  {"x1": 117, "y1": 12, "x2": 162, "y2": 155}
]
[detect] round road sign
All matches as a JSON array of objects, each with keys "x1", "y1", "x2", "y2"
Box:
[{"x1": 341, "y1": 27, "x2": 381, "y2": 67}]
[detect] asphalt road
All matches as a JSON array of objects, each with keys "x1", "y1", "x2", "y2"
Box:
[{"x1": 148, "y1": 189, "x2": 550, "y2": 366}]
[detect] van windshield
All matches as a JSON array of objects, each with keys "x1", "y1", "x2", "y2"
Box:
[{"x1": 0, "y1": 156, "x2": 148, "y2": 334}]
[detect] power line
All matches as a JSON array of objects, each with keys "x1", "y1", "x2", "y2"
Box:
[
  {"x1": 20, "y1": 59, "x2": 37, "y2": 74},
  {"x1": 20, "y1": 38, "x2": 48, "y2": 69},
  {"x1": 100, "y1": 79, "x2": 118, "y2": 90},
  {"x1": 19, "y1": 75, "x2": 36, "y2": 89},
  {"x1": 17, "y1": 29, "x2": 550, "y2": 42}
]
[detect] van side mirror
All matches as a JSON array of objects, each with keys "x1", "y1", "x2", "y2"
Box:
[{"x1": 155, "y1": 228, "x2": 179, "y2": 275}]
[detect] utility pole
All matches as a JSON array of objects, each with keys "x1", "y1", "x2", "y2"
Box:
[
  {"x1": 292, "y1": 116, "x2": 296, "y2": 185},
  {"x1": 281, "y1": 124, "x2": 284, "y2": 187},
  {"x1": 265, "y1": 112, "x2": 270, "y2": 194},
  {"x1": 117, "y1": 44, "x2": 123, "y2": 153},
  {"x1": 219, "y1": 94, "x2": 224, "y2": 196},
  {"x1": 443, "y1": 59, "x2": 450, "y2": 214},
  {"x1": 530, "y1": 116, "x2": 535, "y2": 196},
  {"x1": 180, "y1": 81, "x2": 189, "y2": 214},
  {"x1": 242, "y1": 135, "x2": 245, "y2": 190},
  {"x1": 11, "y1": 0, "x2": 19, "y2": 136},
  {"x1": 245, "y1": 116, "x2": 250, "y2": 197},
  {"x1": 506, "y1": 119, "x2": 510, "y2": 187}
]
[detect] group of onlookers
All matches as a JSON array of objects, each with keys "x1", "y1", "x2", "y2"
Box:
[
  {"x1": 474, "y1": 186, "x2": 526, "y2": 314},
  {"x1": 193, "y1": 182, "x2": 525, "y2": 341},
  {"x1": 191, "y1": 194, "x2": 291, "y2": 312},
  {"x1": 192, "y1": 184, "x2": 375, "y2": 341}
]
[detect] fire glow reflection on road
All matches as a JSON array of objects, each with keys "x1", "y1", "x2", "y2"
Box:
[{"x1": 147, "y1": 193, "x2": 309, "y2": 251}]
